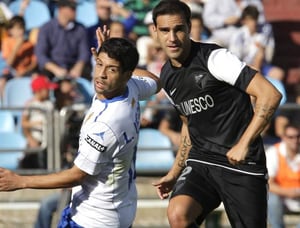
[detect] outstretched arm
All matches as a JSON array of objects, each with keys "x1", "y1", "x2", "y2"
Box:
[{"x1": 0, "y1": 165, "x2": 87, "y2": 191}]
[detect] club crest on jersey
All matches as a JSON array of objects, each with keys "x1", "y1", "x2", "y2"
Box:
[
  {"x1": 85, "y1": 135, "x2": 107, "y2": 152},
  {"x1": 194, "y1": 74, "x2": 204, "y2": 84}
]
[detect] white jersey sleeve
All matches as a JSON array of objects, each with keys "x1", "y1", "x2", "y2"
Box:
[
  {"x1": 265, "y1": 146, "x2": 279, "y2": 178},
  {"x1": 129, "y1": 76, "x2": 157, "y2": 100},
  {"x1": 208, "y1": 48, "x2": 247, "y2": 85},
  {"x1": 75, "y1": 122, "x2": 118, "y2": 175}
]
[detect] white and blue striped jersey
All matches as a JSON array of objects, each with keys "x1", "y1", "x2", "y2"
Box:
[{"x1": 70, "y1": 76, "x2": 157, "y2": 228}]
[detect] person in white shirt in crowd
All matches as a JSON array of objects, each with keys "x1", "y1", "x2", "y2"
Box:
[{"x1": 202, "y1": 0, "x2": 270, "y2": 48}]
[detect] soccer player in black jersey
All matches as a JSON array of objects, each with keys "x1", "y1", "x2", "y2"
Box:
[{"x1": 152, "y1": 1, "x2": 282, "y2": 228}]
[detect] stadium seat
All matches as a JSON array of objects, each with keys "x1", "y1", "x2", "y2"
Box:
[
  {"x1": 2, "y1": 77, "x2": 33, "y2": 132},
  {"x1": 9, "y1": 0, "x2": 51, "y2": 32},
  {"x1": 135, "y1": 128, "x2": 175, "y2": 175},
  {"x1": 0, "y1": 110, "x2": 15, "y2": 132},
  {"x1": 75, "y1": 1, "x2": 98, "y2": 27},
  {"x1": 0, "y1": 131, "x2": 26, "y2": 170},
  {"x1": 3, "y1": 77, "x2": 33, "y2": 108}
]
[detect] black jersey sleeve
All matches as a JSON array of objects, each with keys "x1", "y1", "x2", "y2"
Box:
[{"x1": 234, "y1": 65, "x2": 258, "y2": 91}]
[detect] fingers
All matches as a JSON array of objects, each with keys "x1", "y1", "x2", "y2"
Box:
[
  {"x1": 90, "y1": 26, "x2": 111, "y2": 58},
  {"x1": 153, "y1": 182, "x2": 171, "y2": 199},
  {"x1": 155, "y1": 186, "x2": 170, "y2": 200},
  {"x1": 227, "y1": 157, "x2": 245, "y2": 166},
  {"x1": 96, "y1": 26, "x2": 110, "y2": 50}
]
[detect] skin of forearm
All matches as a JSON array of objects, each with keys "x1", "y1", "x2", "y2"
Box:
[
  {"x1": 177, "y1": 134, "x2": 192, "y2": 168},
  {"x1": 238, "y1": 100, "x2": 280, "y2": 147},
  {"x1": 45, "y1": 62, "x2": 60, "y2": 73},
  {"x1": 21, "y1": 168, "x2": 84, "y2": 190},
  {"x1": 240, "y1": 76, "x2": 282, "y2": 146},
  {"x1": 71, "y1": 61, "x2": 85, "y2": 73},
  {"x1": 240, "y1": 107, "x2": 275, "y2": 146},
  {"x1": 168, "y1": 118, "x2": 192, "y2": 179}
]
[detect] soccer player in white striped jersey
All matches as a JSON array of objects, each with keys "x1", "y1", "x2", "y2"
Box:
[{"x1": 0, "y1": 37, "x2": 160, "y2": 228}]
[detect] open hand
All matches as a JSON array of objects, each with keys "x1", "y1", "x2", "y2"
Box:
[{"x1": 91, "y1": 26, "x2": 110, "y2": 59}]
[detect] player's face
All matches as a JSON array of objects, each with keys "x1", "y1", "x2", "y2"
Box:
[
  {"x1": 93, "y1": 52, "x2": 130, "y2": 99},
  {"x1": 154, "y1": 14, "x2": 191, "y2": 67}
]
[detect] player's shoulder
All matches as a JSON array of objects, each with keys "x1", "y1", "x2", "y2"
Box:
[{"x1": 194, "y1": 41, "x2": 223, "y2": 60}]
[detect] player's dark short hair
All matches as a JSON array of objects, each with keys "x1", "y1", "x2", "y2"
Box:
[
  {"x1": 152, "y1": 0, "x2": 191, "y2": 27},
  {"x1": 98, "y1": 38, "x2": 139, "y2": 73}
]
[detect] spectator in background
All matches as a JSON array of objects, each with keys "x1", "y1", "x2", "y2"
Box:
[
  {"x1": 87, "y1": 0, "x2": 136, "y2": 49},
  {"x1": 146, "y1": 44, "x2": 168, "y2": 77},
  {"x1": 274, "y1": 100, "x2": 300, "y2": 139},
  {"x1": 20, "y1": 75, "x2": 57, "y2": 168},
  {"x1": 136, "y1": 10, "x2": 156, "y2": 69},
  {"x1": 190, "y1": 12, "x2": 211, "y2": 42},
  {"x1": 202, "y1": 0, "x2": 269, "y2": 48},
  {"x1": 202, "y1": 0, "x2": 241, "y2": 47},
  {"x1": 122, "y1": 0, "x2": 160, "y2": 38},
  {"x1": 35, "y1": 0, "x2": 91, "y2": 80},
  {"x1": 53, "y1": 78, "x2": 77, "y2": 111},
  {"x1": 228, "y1": 5, "x2": 279, "y2": 80},
  {"x1": 229, "y1": 5, "x2": 266, "y2": 71},
  {"x1": 109, "y1": 20, "x2": 126, "y2": 38},
  {"x1": 266, "y1": 124, "x2": 300, "y2": 228},
  {"x1": 0, "y1": 15, "x2": 37, "y2": 98}
]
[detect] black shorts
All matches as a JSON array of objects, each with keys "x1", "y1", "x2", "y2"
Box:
[{"x1": 170, "y1": 160, "x2": 268, "y2": 228}]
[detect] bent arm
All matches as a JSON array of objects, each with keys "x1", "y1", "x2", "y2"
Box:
[
  {"x1": 0, "y1": 165, "x2": 87, "y2": 191},
  {"x1": 133, "y1": 68, "x2": 161, "y2": 93},
  {"x1": 227, "y1": 72, "x2": 282, "y2": 164},
  {"x1": 241, "y1": 72, "x2": 282, "y2": 145}
]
